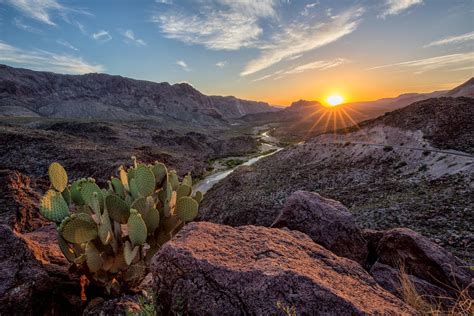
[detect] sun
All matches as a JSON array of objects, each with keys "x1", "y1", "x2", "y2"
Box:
[{"x1": 326, "y1": 95, "x2": 344, "y2": 106}]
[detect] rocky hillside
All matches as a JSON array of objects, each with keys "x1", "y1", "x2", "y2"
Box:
[
  {"x1": 0, "y1": 64, "x2": 276, "y2": 125},
  {"x1": 199, "y1": 97, "x2": 474, "y2": 261}
]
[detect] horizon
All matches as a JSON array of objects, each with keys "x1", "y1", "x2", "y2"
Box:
[{"x1": 0, "y1": 0, "x2": 473, "y2": 105}]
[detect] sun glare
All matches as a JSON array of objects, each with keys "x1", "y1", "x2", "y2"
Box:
[{"x1": 326, "y1": 95, "x2": 344, "y2": 106}]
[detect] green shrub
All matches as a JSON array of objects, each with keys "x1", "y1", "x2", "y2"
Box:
[{"x1": 39, "y1": 158, "x2": 202, "y2": 295}]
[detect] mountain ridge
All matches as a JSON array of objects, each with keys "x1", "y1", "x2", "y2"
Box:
[{"x1": 0, "y1": 64, "x2": 277, "y2": 125}]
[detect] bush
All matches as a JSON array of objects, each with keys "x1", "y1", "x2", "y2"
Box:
[
  {"x1": 39, "y1": 159, "x2": 202, "y2": 297},
  {"x1": 383, "y1": 145, "x2": 394, "y2": 152}
]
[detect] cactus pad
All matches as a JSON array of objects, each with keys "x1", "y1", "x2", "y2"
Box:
[
  {"x1": 182, "y1": 173, "x2": 192, "y2": 187},
  {"x1": 98, "y1": 208, "x2": 113, "y2": 245},
  {"x1": 176, "y1": 184, "x2": 192, "y2": 199},
  {"x1": 40, "y1": 189, "x2": 70, "y2": 222},
  {"x1": 59, "y1": 213, "x2": 98, "y2": 244},
  {"x1": 144, "y1": 207, "x2": 160, "y2": 234},
  {"x1": 70, "y1": 179, "x2": 85, "y2": 205},
  {"x1": 168, "y1": 170, "x2": 179, "y2": 190},
  {"x1": 127, "y1": 209, "x2": 147, "y2": 247},
  {"x1": 81, "y1": 181, "x2": 103, "y2": 209},
  {"x1": 58, "y1": 233, "x2": 76, "y2": 263},
  {"x1": 48, "y1": 162, "x2": 68, "y2": 192},
  {"x1": 129, "y1": 178, "x2": 140, "y2": 200},
  {"x1": 85, "y1": 241, "x2": 103, "y2": 273},
  {"x1": 123, "y1": 240, "x2": 139, "y2": 265},
  {"x1": 135, "y1": 165, "x2": 155, "y2": 197},
  {"x1": 176, "y1": 197, "x2": 199, "y2": 222},
  {"x1": 106, "y1": 194, "x2": 130, "y2": 224},
  {"x1": 111, "y1": 177, "x2": 125, "y2": 198},
  {"x1": 131, "y1": 197, "x2": 147, "y2": 217},
  {"x1": 193, "y1": 191, "x2": 203, "y2": 203},
  {"x1": 119, "y1": 167, "x2": 129, "y2": 191},
  {"x1": 151, "y1": 162, "x2": 167, "y2": 185}
]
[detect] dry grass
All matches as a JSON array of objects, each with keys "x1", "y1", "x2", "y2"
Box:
[{"x1": 398, "y1": 264, "x2": 473, "y2": 315}]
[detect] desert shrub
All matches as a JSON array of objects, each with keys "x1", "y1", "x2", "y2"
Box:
[
  {"x1": 383, "y1": 145, "x2": 394, "y2": 152},
  {"x1": 422, "y1": 150, "x2": 431, "y2": 156},
  {"x1": 418, "y1": 164, "x2": 428, "y2": 172},
  {"x1": 39, "y1": 158, "x2": 202, "y2": 296}
]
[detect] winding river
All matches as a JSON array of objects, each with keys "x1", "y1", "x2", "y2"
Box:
[{"x1": 193, "y1": 129, "x2": 283, "y2": 194}]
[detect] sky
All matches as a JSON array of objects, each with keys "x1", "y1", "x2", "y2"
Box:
[{"x1": 0, "y1": 0, "x2": 473, "y2": 105}]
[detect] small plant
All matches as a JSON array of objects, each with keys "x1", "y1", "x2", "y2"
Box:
[
  {"x1": 418, "y1": 164, "x2": 428, "y2": 172},
  {"x1": 39, "y1": 158, "x2": 203, "y2": 296},
  {"x1": 422, "y1": 150, "x2": 431, "y2": 156},
  {"x1": 383, "y1": 145, "x2": 394, "y2": 152}
]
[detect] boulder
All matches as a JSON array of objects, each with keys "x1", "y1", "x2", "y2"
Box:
[
  {"x1": 272, "y1": 191, "x2": 368, "y2": 264},
  {"x1": 376, "y1": 228, "x2": 473, "y2": 294},
  {"x1": 152, "y1": 222, "x2": 415, "y2": 315},
  {"x1": 370, "y1": 262, "x2": 450, "y2": 303}
]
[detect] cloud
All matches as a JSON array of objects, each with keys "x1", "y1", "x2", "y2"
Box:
[
  {"x1": 241, "y1": 7, "x2": 363, "y2": 76},
  {"x1": 120, "y1": 29, "x2": 147, "y2": 46},
  {"x1": 151, "y1": 0, "x2": 278, "y2": 50},
  {"x1": 0, "y1": 41, "x2": 104, "y2": 74},
  {"x1": 3, "y1": 0, "x2": 90, "y2": 26},
  {"x1": 367, "y1": 52, "x2": 474, "y2": 74},
  {"x1": 156, "y1": 0, "x2": 172, "y2": 4},
  {"x1": 215, "y1": 61, "x2": 227, "y2": 68},
  {"x1": 92, "y1": 30, "x2": 112, "y2": 42},
  {"x1": 12, "y1": 16, "x2": 42, "y2": 33},
  {"x1": 424, "y1": 31, "x2": 474, "y2": 48},
  {"x1": 284, "y1": 58, "x2": 346, "y2": 75},
  {"x1": 176, "y1": 60, "x2": 189, "y2": 71},
  {"x1": 56, "y1": 39, "x2": 78, "y2": 51},
  {"x1": 380, "y1": 0, "x2": 423, "y2": 18},
  {"x1": 252, "y1": 74, "x2": 272, "y2": 82}
]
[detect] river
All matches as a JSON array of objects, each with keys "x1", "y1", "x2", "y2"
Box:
[{"x1": 193, "y1": 129, "x2": 283, "y2": 194}]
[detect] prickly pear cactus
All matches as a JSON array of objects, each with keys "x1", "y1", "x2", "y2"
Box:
[{"x1": 38, "y1": 159, "x2": 202, "y2": 296}]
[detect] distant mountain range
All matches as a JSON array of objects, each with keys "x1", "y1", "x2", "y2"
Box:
[
  {"x1": 0, "y1": 64, "x2": 276, "y2": 126},
  {"x1": 242, "y1": 78, "x2": 473, "y2": 140}
]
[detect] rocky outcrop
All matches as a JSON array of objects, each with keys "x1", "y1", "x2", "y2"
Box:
[
  {"x1": 0, "y1": 224, "x2": 81, "y2": 315},
  {"x1": 272, "y1": 191, "x2": 368, "y2": 264},
  {"x1": 151, "y1": 222, "x2": 415, "y2": 315},
  {"x1": 374, "y1": 228, "x2": 473, "y2": 294}
]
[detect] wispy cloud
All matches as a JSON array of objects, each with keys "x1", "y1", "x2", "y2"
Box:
[
  {"x1": 251, "y1": 58, "x2": 345, "y2": 81},
  {"x1": 0, "y1": 41, "x2": 104, "y2": 74},
  {"x1": 56, "y1": 39, "x2": 78, "y2": 51},
  {"x1": 12, "y1": 16, "x2": 42, "y2": 33},
  {"x1": 3, "y1": 0, "x2": 90, "y2": 26},
  {"x1": 215, "y1": 61, "x2": 227, "y2": 68},
  {"x1": 284, "y1": 58, "x2": 346, "y2": 75},
  {"x1": 176, "y1": 60, "x2": 189, "y2": 71},
  {"x1": 367, "y1": 52, "x2": 474, "y2": 74},
  {"x1": 424, "y1": 31, "x2": 474, "y2": 48},
  {"x1": 92, "y1": 30, "x2": 112, "y2": 42},
  {"x1": 380, "y1": 0, "x2": 423, "y2": 18},
  {"x1": 241, "y1": 7, "x2": 363, "y2": 76},
  {"x1": 151, "y1": 0, "x2": 278, "y2": 50},
  {"x1": 120, "y1": 29, "x2": 147, "y2": 46}
]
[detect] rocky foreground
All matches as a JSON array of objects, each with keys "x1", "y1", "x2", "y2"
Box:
[{"x1": 1, "y1": 170, "x2": 472, "y2": 315}]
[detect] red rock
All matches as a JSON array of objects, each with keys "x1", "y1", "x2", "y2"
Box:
[
  {"x1": 272, "y1": 191, "x2": 368, "y2": 264},
  {"x1": 152, "y1": 222, "x2": 415, "y2": 315}
]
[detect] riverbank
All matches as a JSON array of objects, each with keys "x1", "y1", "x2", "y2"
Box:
[{"x1": 193, "y1": 126, "x2": 283, "y2": 193}]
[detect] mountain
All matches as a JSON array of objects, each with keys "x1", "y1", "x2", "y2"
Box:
[
  {"x1": 199, "y1": 96, "x2": 474, "y2": 261},
  {"x1": 0, "y1": 64, "x2": 276, "y2": 125},
  {"x1": 445, "y1": 77, "x2": 474, "y2": 98},
  {"x1": 242, "y1": 78, "x2": 473, "y2": 141}
]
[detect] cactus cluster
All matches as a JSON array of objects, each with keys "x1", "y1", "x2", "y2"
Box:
[{"x1": 39, "y1": 159, "x2": 202, "y2": 294}]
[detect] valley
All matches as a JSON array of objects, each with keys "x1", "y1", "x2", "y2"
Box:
[{"x1": 0, "y1": 65, "x2": 472, "y2": 315}]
